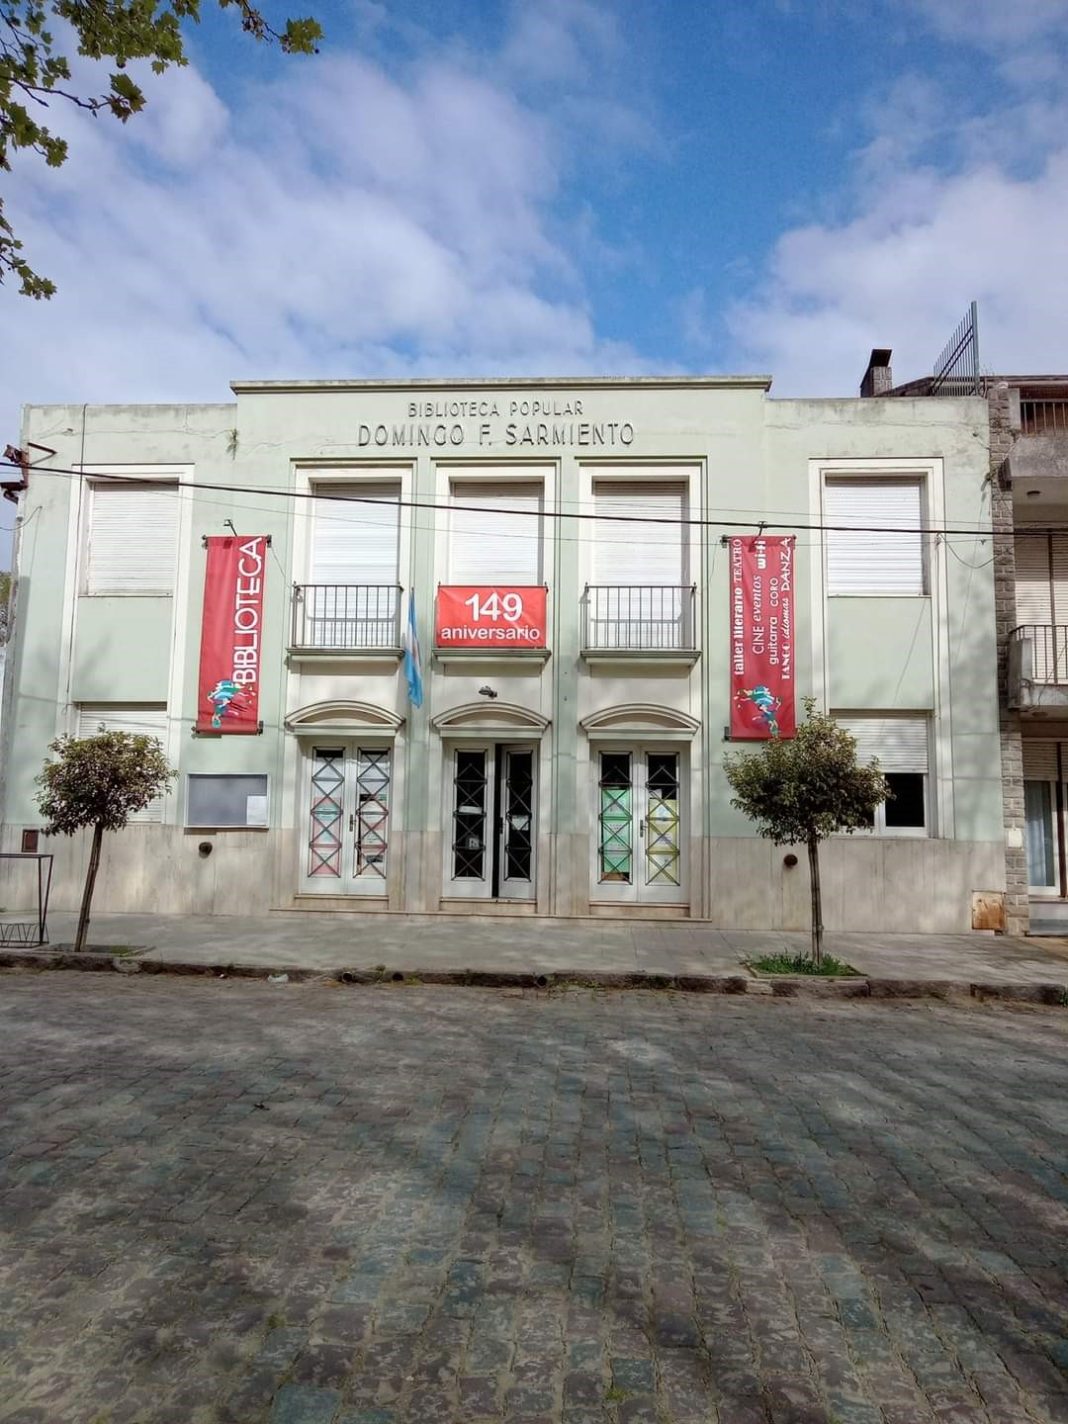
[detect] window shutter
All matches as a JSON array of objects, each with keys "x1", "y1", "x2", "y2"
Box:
[
  {"x1": 1013, "y1": 533, "x2": 1052, "y2": 626},
  {"x1": 76, "y1": 705, "x2": 168, "y2": 822},
  {"x1": 450, "y1": 481, "x2": 542, "y2": 584},
  {"x1": 86, "y1": 483, "x2": 179, "y2": 594},
  {"x1": 1022, "y1": 741, "x2": 1059, "y2": 781},
  {"x1": 824, "y1": 479, "x2": 924, "y2": 595},
  {"x1": 1051, "y1": 534, "x2": 1068, "y2": 625},
  {"x1": 592, "y1": 481, "x2": 687, "y2": 586},
  {"x1": 310, "y1": 484, "x2": 400, "y2": 585},
  {"x1": 836, "y1": 715, "x2": 928, "y2": 773}
]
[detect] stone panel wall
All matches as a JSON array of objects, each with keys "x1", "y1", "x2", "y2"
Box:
[{"x1": 989, "y1": 382, "x2": 1029, "y2": 934}]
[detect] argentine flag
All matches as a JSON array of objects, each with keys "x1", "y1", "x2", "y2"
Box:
[{"x1": 403, "y1": 589, "x2": 424, "y2": 708}]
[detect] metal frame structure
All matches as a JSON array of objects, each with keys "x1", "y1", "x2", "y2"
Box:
[
  {"x1": 929, "y1": 300, "x2": 981, "y2": 398},
  {"x1": 291, "y1": 583, "x2": 402, "y2": 650},
  {"x1": 583, "y1": 584, "x2": 697, "y2": 651},
  {"x1": 0, "y1": 852, "x2": 54, "y2": 946}
]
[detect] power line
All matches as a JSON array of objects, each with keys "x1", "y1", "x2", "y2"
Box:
[{"x1": 2, "y1": 455, "x2": 1057, "y2": 540}]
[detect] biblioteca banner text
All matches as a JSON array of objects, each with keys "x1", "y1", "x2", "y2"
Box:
[{"x1": 358, "y1": 399, "x2": 636, "y2": 450}]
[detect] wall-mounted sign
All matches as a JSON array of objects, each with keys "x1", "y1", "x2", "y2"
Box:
[
  {"x1": 195, "y1": 536, "x2": 267, "y2": 734},
  {"x1": 355, "y1": 397, "x2": 636, "y2": 451},
  {"x1": 729, "y1": 535, "x2": 795, "y2": 739},
  {"x1": 435, "y1": 586, "x2": 548, "y2": 649}
]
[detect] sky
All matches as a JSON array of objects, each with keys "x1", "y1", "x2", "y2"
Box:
[{"x1": 2, "y1": 0, "x2": 1068, "y2": 560}]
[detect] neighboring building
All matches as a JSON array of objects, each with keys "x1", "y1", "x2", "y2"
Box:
[
  {"x1": 863, "y1": 338, "x2": 1068, "y2": 936},
  {"x1": 0, "y1": 377, "x2": 1002, "y2": 930}
]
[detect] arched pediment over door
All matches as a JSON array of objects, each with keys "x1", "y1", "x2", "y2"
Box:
[
  {"x1": 579, "y1": 703, "x2": 700, "y2": 742},
  {"x1": 431, "y1": 701, "x2": 550, "y2": 741},
  {"x1": 285, "y1": 700, "x2": 405, "y2": 739}
]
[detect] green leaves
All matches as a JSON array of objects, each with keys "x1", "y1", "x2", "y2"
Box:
[
  {"x1": 36, "y1": 730, "x2": 176, "y2": 834},
  {"x1": 0, "y1": 0, "x2": 323, "y2": 296},
  {"x1": 108, "y1": 69, "x2": 145, "y2": 120},
  {"x1": 723, "y1": 698, "x2": 890, "y2": 849},
  {"x1": 280, "y1": 14, "x2": 321, "y2": 53}
]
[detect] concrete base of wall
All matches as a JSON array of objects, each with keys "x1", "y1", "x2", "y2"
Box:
[{"x1": 0, "y1": 824, "x2": 1005, "y2": 935}]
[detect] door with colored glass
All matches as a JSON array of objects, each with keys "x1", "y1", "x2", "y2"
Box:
[
  {"x1": 595, "y1": 749, "x2": 685, "y2": 905},
  {"x1": 447, "y1": 744, "x2": 537, "y2": 901},
  {"x1": 304, "y1": 744, "x2": 392, "y2": 894}
]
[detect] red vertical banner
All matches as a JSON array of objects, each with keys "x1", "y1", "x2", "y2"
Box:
[
  {"x1": 195, "y1": 536, "x2": 268, "y2": 734},
  {"x1": 729, "y1": 535, "x2": 795, "y2": 739}
]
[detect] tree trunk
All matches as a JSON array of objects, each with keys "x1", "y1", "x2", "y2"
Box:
[
  {"x1": 807, "y1": 834, "x2": 823, "y2": 968},
  {"x1": 74, "y1": 823, "x2": 104, "y2": 953}
]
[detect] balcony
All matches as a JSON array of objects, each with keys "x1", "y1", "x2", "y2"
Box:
[
  {"x1": 1008, "y1": 625, "x2": 1068, "y2": 713},
  {"x1": 1009, "y1": 397, "x2": 1068, "y2": 486},
  {"x1": 1020, "y1": 399, "x2": 1068, "y2": 435},
  {"x1": 582, "y1": 585, "x2": 699, "y2": 667},
  {"x1": 289, "y1": 584, "x2": 402, "y2": 664}
]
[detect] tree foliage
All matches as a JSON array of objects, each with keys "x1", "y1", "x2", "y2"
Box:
[
  {"x1": 37, "y1": 728, "x2": 175, "y2": 832},
  {"x1": 723, "y1": 699, "x2": 889, "y2": 964},
  {"x1": 36, "y1": 728, "x2": 175, "y2": 949},
  {"x1": 0, "y1": 0, "x2": 322, "y2": 297}
]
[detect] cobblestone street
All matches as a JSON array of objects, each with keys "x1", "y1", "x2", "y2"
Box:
[{"x1": 1, "y1": 975, "x2": 1067, "y2": 1424}]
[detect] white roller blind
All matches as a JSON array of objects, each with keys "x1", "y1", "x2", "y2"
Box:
[
  {"x1": 1023, "y1": 742, "x2": 1059, "y2": 781},
  {"x1": 85, "y1": 482, "x2": 178, "y2": 594},
  {"x1": 450, "y1": 481, "x2": 542, "y2": 584},
  {"x1": 310, "y1": 484, "x2": 400, "y2": 585},
  {"x1": 592, "y1": 481, "x2": 687, "y2": 585},
  {"x1": 76, "y1": 705, "x2": 168, "y2": 822},
  {"x1": 1014, "y1": 533, "x2": 1052, "y2": 626},
  {"x1": 836, "y1": 715, "x2": 929, "y2": 773},
  {"x1": 824, "y1": 479, "x2": 925, "y2": 595}
]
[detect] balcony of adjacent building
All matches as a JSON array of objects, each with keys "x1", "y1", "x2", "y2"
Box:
[
  {"x1": 580, "y1": 584, "x2": 699, "y2": 668},
  {"x1": 288, "y1": 583, "x2": 403, "y2": 665},
  {"x1": 1008, "y1": 624, "x2": 1068, "y2": 715},
  {"x1": 1008, "y1": 385, "x2": 1068, "y2": 485}
]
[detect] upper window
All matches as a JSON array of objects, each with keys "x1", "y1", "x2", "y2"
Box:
[
  {"x1": 592, "y1": 480, "x2": 688, "y2": 586},
  {"x1": 1014, "y1": 530, "x2": 1068, "y2": 626},
  {"x1": 449, "y1": 480, "x2": 543, "y2": 585},
  {"x1": 588, "y1": 480, "x2": 691, "y2": 651},
  {"x1": 835, "y1": 713, "x2": 930, "y2": 836},
  {"x1": 309, "y1": 482, "x2": 400, "y2": 587},
  {"x1": 84, "y1": 481, "x2": 179, "y2": 595},
  {"x1": 76, "y1": 705, "x2": 168, "y2": 822},
  {"x1": 824, "y1": 478, "x2": 926, "y2": 595}
]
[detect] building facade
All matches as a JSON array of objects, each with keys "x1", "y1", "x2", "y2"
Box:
[
  {"x1": 864, "y1": 348, "x2": 1068, "y2": 936},
  {"x1": 0, "y1": 378, "x2": 1004, "y2": 930}
]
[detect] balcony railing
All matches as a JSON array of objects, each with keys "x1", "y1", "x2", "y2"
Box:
[
  {"x1": 291, "y1": 584, "x2": 401, "y2": 651},
  {"x1": 1020, "y1": 399, "x2": 1068, "y2": 436},
  {"x1": 583, "y1": 584, "x2": 696, "y2": 652},
  {"x1": 1013, "y1": 626, "x2": 1068, "y2": 686}
]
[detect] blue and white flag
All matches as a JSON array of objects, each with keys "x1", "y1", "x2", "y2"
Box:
[{"x1": 403, "y1": 589, "x2": 424, "y2": 708}]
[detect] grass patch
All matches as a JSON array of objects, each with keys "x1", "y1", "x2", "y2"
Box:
[{"x1": 751, "y1": 952, "x2": 859, "y2": 977}]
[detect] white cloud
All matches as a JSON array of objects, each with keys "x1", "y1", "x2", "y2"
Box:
[
  {"x1": 729, "y1": 152, "x2": 1068, "y2": 395},
  {"x1": 500, "y1": 0, "x2": 619, "y2": 88},
  {"x1": 729, "y1": 5, "x2": 1068, "y2": 394},
  {"x1": 905, "y1": 0, "x2": 1068, "y2": 49},
  {"x1": 0, "y1": 4, "x2": 651, "y2": 428}
]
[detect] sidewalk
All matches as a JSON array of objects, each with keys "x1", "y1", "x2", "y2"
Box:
[{"x1": 9, "y1": 909, "x2": 1068, "y2": 990}]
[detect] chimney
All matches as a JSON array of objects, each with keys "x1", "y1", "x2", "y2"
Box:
[{"x1": 860, "y1": 348, "x2": 893, "y2": 398}]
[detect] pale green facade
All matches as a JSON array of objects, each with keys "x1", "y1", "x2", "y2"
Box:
[{"x1": 0, "y1": 378, "x2": 1004, "y2": 929}]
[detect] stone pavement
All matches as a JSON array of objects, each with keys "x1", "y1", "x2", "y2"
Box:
[
  {"x1": 1, "y1": 975, "x2": 1068, "y2": 1423},
  {"x1": 24, "y1": 908, "x2": 1068, "y2": 986}
]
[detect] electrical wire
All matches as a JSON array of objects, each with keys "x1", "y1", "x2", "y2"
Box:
[{"x1": 2, "y1": 456, "x2": 1059, "y2": 541}]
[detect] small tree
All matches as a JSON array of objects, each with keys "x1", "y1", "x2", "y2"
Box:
[
  {"x1": 723, "y1": 700, "x2": 888, "y2": 966},
  {"x1": 36, "y1": 730, "x2": 176, "y2": 952}
]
